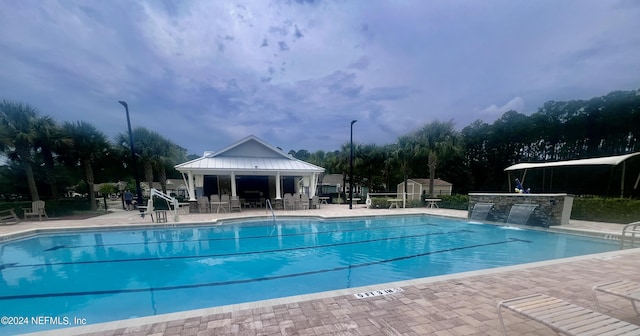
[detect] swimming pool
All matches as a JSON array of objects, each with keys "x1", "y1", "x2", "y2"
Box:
[{"x1": 0, "y1": 215, "x2": 618, "y2": 334}]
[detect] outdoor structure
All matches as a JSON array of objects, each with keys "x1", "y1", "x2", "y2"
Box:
[
  {"x1": 174, "y1": 135, "x2": 325, "y2": 205},
  {"x1": 319, "y1": 174, "x2": 363, "y2": 199},
  {"x1": 319, "y1": 174, "x2": 343, "y2": 196},
  {"x1": 504, "y1": 152, "x2": 640, "y2": 198},
  {"x1": 397, "y1": 178, "x2": 452, "y2": 200},
  {"x1": 467, "y1": 152, "x2": 640, "y2": 227},
  {"x1": 468, "y1": 193, "x2": 574, "y2": 227}
]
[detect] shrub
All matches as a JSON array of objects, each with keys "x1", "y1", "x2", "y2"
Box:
[
  {"x1": 370, "y1": 198, "x2": 390, "y2": 209},
  {"x1": 571, "y1": 197, "x2": 640, "y2": 224},
  {"x1": 439, "y1": 194, "x2": 469, "y2": 210}
]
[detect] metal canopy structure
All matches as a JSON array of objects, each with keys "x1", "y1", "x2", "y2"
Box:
[
  {"x1": 504, "y1": 152, "x2": 640, "y2": 197},
  {"x1": 504, "y1": 152, "x2": 640, "y2": 171}
]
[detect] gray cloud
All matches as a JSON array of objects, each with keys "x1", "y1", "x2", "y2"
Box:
[{"x1": 0, "y1": 0, "x2": 638, "y2": 155}]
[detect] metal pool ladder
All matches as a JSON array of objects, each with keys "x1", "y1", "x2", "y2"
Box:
[
  {"x1": 620, "y1": 221, "x2": 640, "y2": 249},
  {"x1": 266, "y1": 199, "x2": 276, "y2": 221}
]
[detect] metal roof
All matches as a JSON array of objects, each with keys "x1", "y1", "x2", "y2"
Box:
[
  {"x1": 175, "y1": 135, "x2": 324, "y2": 175},
  {"x1": 403, "y1": 178, "x2": 452, "y2": 186},
  {"x1": 504, "y1": 152, "x2": 640, "y2": 171}
]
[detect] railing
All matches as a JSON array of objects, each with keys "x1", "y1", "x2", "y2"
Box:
[
  {"x1": 266, "y1": 199, "x2": 276, "y2": 221},
  {"x1": 620, "y1": 221, "x2": 640, "y2": 249}
]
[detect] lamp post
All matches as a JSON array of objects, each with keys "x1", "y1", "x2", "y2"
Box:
[
  {"x1": 349, "y1": 120, "x2": 357, "y2": 209},
  {"x1": 118, "y1": 101, "x2": 144, "y2": 216}
]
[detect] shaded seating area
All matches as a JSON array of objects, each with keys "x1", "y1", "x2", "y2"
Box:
[
  {"x1": 23, "y1": 200, "x2": 48, "y2": 221},
  {"x1": 497, "y1": 293, "x2": 640, "y2": 335},
  {"x1": 174, "y1": 135, "x2": 325, "y2": 211}
]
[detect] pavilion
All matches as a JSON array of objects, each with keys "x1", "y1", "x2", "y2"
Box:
[
  {"x1": 504, "y1": 152, "x2": 640, "y2": 197},
  {"x1": 174, "y1": 135, "x2": 325, "y2": 203}
]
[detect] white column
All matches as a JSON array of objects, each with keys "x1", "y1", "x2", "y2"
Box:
[
  {"x1": 275, "y1": 172, "x2": 282, "y2": 199},
  {"x1": 231, "y1": 171, "x2": 237, "y2": 197},
  {"x1": 188, "y1": 171, "x2": 196, "y2": 201}
]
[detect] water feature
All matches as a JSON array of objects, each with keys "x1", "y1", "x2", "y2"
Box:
[
  {"x1": 468, "y1": 193, "x2": 574, "y2": 227},
  {"x1": 506, "y1": 204, "x2": 538, "y2": 225},
  {"x1": 470, "y1": 202, "x2": 494, "y2": 221}
]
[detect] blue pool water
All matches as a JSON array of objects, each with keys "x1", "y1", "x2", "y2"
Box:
[{"x1": 0, "y1": 215, "x2": 618, "y2": 334}]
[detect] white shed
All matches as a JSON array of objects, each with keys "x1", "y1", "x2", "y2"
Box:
[{"x1": 397, "y1": 178, "x2": 453, "y2": 200}]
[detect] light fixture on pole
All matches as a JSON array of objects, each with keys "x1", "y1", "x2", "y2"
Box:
[
  {"x1": 349, "y1": 120, "x2": 357, "y2": 209},
  {"x1": 118, "y1": 101, "x2": 144, "y2": 217}
]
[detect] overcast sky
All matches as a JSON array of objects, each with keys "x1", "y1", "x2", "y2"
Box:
[{"x1": 1, "y1": 0, "x2": 639, "y2": 156}]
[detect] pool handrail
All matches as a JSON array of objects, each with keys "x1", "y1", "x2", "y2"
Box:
[
  {"x1": 266, "y1": 199, "x2": 276, "y2": 221},
  {"x1": 620, "y1": 221, "x2": 640, "y2": 249}
]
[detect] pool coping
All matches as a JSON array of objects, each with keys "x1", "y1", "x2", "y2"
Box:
[
  {"x1": 21, "y1": 248, "x2": 640, "y2": 336},
  {"x1": 0, "y1": 212, "x2": 625, "y2": 243},
  {"x1": 5, "y1": 212, "x2": 630, "y2": 335}
]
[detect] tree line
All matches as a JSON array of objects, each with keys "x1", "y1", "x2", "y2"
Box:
[
  {"x1": 291, "y1": 89, "x2": 640, "y2": 198},
  {"x1": 0, "y1": 100, "x2": 188, "y2": 210},
  {"x1": 1, "y1": 89, "x2": 639, "y2": 206}
]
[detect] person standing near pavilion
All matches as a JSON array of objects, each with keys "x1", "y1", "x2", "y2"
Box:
[{"x1": 124, "y1": 189, "x2": 133, "y2": 210}]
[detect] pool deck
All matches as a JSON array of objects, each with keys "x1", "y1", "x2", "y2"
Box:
[{"x1": 4, "y1": 204, "x2": 639, "y2": 336}]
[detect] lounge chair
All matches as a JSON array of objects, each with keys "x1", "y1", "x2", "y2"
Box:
[
  {"x1": 220, "y1": 194, "x2": 231, "y2": 212},
  {"x1": 497, "y1": 293, "x2": 640, "y2": 336},
  {"x1": 296, "y1": 194, "x2": 309, "y2": 210},
  {"x1": 230, "y1": 196, "x2": 241, "y2": 212},
  {"x1": 310, "y1": 195, "x2": 320, "y2": 209},
  {"x1": 197, "y1": 196, "x2": 210, "y2": 213},
  {"x1": 283, "y1": 193, "x2": 295, "y2": 210},
  {"x1": 23, "y1": 200, "x2": 48, "y2": 221},
  {"x1": 0, "y1": 209, "x2": 20, "y2": 225},
  {"x1": 593, "y1": 280, "x2": 640, "y2": 315}
]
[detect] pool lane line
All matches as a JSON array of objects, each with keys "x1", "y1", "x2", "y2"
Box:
[
  {"x1": 0, "y1": 238, "x2": 527, "y2": 301},
  {"x1": 42, "y1": 222, "x2": 442, "y2": 251},
  {"x1": 5, "y1": 229, "x2": 477, "y2": 270}
]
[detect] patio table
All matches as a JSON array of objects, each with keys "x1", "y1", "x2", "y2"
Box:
[
  {"x1": 424, "y1": 198, "x2": 441, "y2": 208},
  {"x1": 388, "y1": 198, "x2": 402, "y2": 209}
]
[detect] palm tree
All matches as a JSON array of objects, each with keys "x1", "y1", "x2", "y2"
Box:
[
  {"x1": 34, "y1": 116, "x2": 69, "y2": 200},
  {"x1": 394, "y1": 135, "x2": 420, "y2": 199},
  {"x1": 116, "y1": 127, "x2": 187, "y2": 195},
  {"x1": 152, "y1": 138, "x2": 187, "y2": 194},
  {"x1": 61, "y1": 121, "x2": 110, "y2": 211},
  {"x1": 0, "y1": 100, "x2": 41, "y2": 201},
  {"x1": 413, "y1": 120, "x2": 461, "y2": 197}
]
